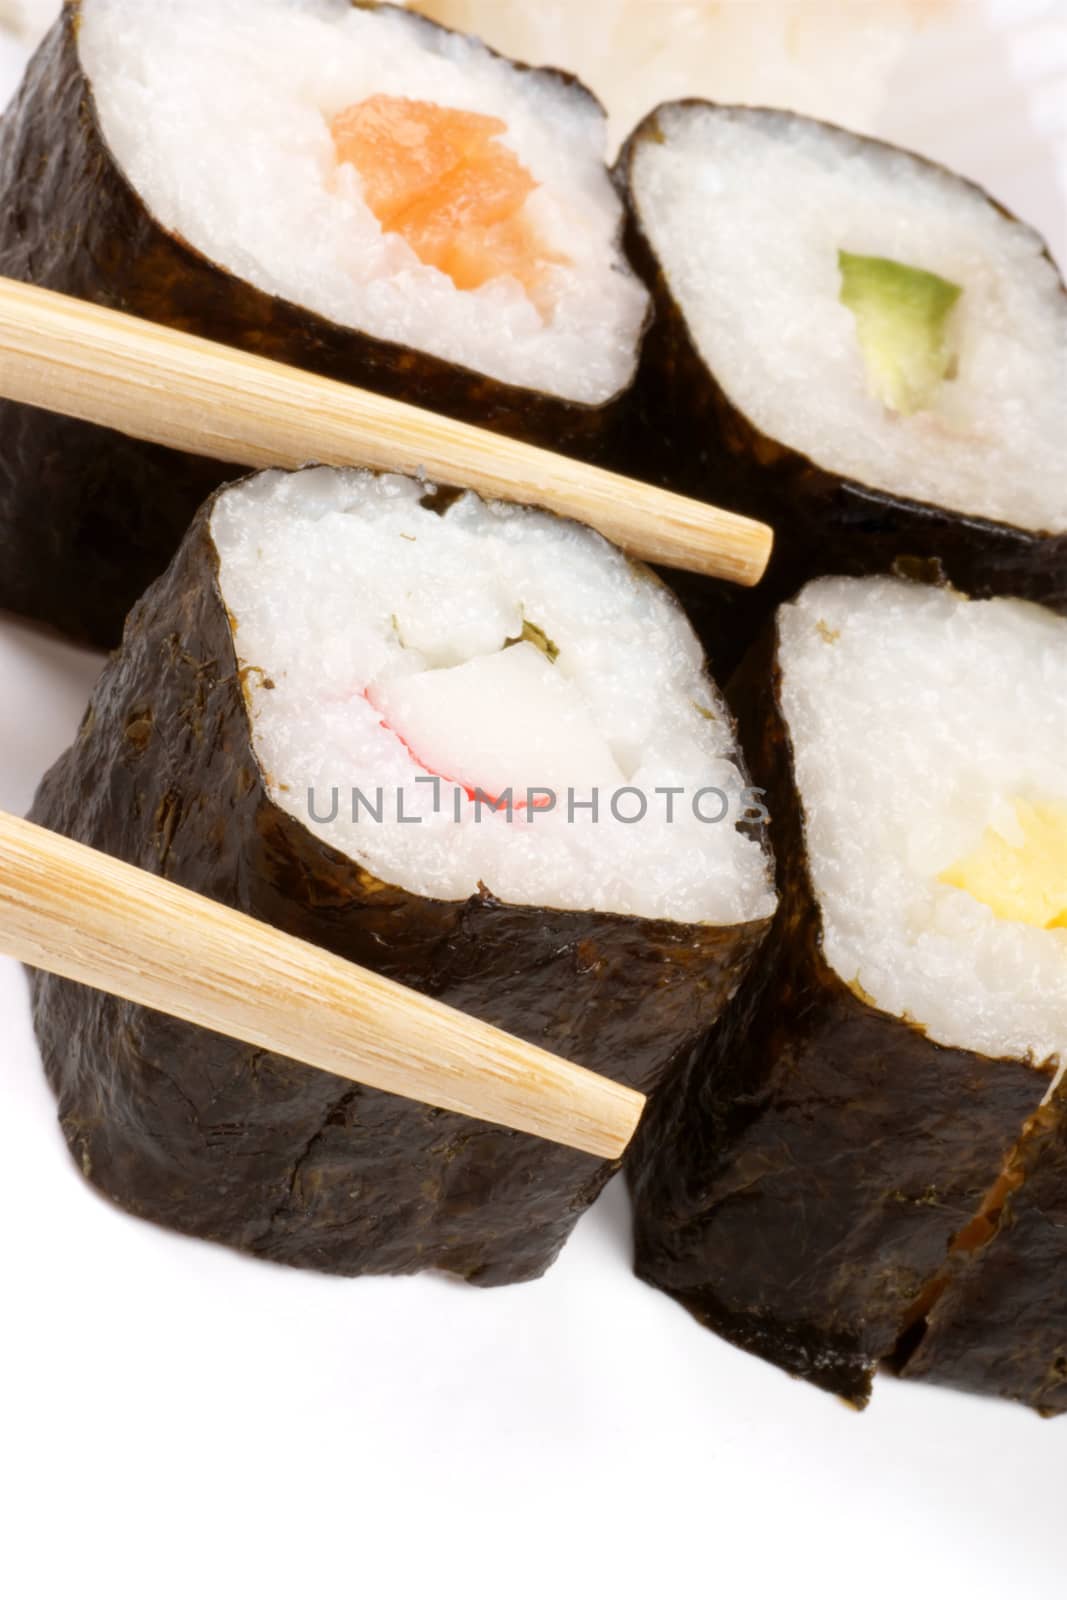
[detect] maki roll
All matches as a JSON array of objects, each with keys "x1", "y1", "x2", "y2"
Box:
[
  {"x1": 629, "y1": 575, "x2": 1067, "y2": 1407},
  {"x1": 29, "y1": 465, "x2": 775, "y2": 1283},
  {"x1": 0, "y1": 0, "x2": 648, "y2": 646},
  {"x1": 617, "y1": 103, "x2": 1067, "y2": 671}
]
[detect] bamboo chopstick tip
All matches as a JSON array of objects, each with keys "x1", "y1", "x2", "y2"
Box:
[
  {"x1": 601, "y1": 1085, "x2": 646, "y2": 1160},
  {"x1": 709, "y1": 514, "x2": 774, "y2": 588}
]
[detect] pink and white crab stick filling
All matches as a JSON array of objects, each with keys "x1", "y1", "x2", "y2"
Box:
[{"x1": 211, "y1": 467, "x2": 775, "y2": 924}]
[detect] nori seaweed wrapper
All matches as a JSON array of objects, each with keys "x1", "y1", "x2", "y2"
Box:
[
  {"x1": 28, "y1": 469, "x2": 771, "y2": 1285},
  {"x1": 0, "y1": 2, "x2": 644, "y2": 649},
  {"x1": 626, "y1": 617, "x2": 1053, "y2": 1406},
  {"x1": 615, "y1": 103, "x2": 1067, "y2": 676},
  {"x1": 897, "y1": 1082, "x2": 1067, "y2": 1414}
]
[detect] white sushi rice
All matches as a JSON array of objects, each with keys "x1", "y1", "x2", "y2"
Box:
[
  {"x1": 630, "y1": 103, "x2": 1067, "y2": 534},
  {"x1": 211, "y1": 468, "x2": 775, "y2": 926},
  {"x1": 77, "y1": 0, "x2": 648, "y2": 405},
  {"x1": 779, "y1": 576, "x2": 1067, "y2": 1070}
]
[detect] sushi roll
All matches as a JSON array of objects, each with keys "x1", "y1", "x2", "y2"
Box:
[
  {"x1": 29, "y1": 465, "x2": 775, "y2": 1283},
  {"x1": 617, "y1": 103, "x2": 1067, "y2": 672},
  {"x1": 0, "y1": 0, "x2": 648, "y2": 646},
  {"x1": 628, "y1": 575, "x2": 1067, "y2": 1407}
]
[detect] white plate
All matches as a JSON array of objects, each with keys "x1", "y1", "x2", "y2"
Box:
[{"x1": 1, "y1": 6, "x2": 1065, "y2": 1600}]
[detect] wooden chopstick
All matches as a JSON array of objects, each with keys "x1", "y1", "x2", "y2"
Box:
[
  {"x1": 0, "y1": 276, "x2": 772, "y2": 587},
  {"x1": 0, "y1": 811, "x2": 645, "y2": 1160}
]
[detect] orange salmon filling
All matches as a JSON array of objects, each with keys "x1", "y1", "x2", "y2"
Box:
[{"x1": 331, "y1": 95, "x2": 566, "y2": 303}]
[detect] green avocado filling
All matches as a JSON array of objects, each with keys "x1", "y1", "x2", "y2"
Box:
[{"x1": 838, "y1": 251, "x2": 963, "y2": 416}]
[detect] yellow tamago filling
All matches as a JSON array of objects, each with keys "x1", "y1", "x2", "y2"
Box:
[{"x1": 940, "y1": 799, "x2": 1067, "y2": 930}]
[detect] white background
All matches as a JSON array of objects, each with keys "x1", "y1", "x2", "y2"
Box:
[{"x1": 1, "y1": 4, "x2": 1066, "y2": 1598}]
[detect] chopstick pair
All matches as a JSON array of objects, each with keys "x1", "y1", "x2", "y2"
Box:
[{"x1": 0, "y1": 277, "x2": 774, "y2": 1158}]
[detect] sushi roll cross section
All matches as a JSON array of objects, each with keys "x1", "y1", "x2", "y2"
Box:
[
  {"x1": 618, "y1": 102, "x2": 1067, "y2": 671},
  {"x1": 629, "y1": 575, "x2": 1067, "y2": 1409},
  {"x1": 29, "y1": 466, "x2": 775, "y2": 1284},
  {"x1": 0, "y1": 0, "x2": 648, "y2": 645}
]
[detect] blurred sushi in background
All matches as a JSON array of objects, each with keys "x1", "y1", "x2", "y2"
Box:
[
  {"x1": 0, "y1": 1, "x2": 55, "y2": 46},
  {"x1": 413, "y1": 0, "x2": 956, "y2": 155}
]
